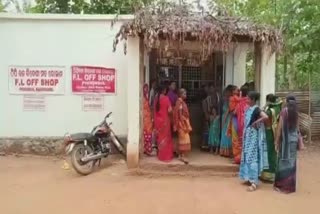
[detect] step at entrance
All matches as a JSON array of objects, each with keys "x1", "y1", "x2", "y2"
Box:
[{"x1": 134, "y1": 154, "x2": 239, "y2": 177}]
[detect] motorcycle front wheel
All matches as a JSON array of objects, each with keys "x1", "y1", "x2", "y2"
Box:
[{"x1": 70, "y1": 144, "x2": 94, "y2": 175}]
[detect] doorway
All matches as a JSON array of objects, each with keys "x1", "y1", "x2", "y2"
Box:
[{"x1": 148, "y1": 49, "x2": 224, "y2": 143}]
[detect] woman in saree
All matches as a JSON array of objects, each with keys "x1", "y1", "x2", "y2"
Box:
[
  {"x1": 232, "y1": 86, "x2": 249, "y2": 164},
  {"x1": 201, "y1": 84, "x2": 220, "y2": 150},
  {"x1": 260, "y1": 94, "x2": 282, "y2": 182},
  {"x1": 228, "y1": 85, "x2": 243, "y2": 163},
  {"x1": 143, "y1": 83, "x2": 154, "y2": 156},
  {"x1": 208, "y1": 106, "x2": 220, "y2": 154},
  {"x1": 239, "y1": 91, "x2": 269, "y2": 192},
  {"x1": 154, "y1": 85, "x2": 174, "y2": 162},
  {"x1": 220, "y1": 85, "x2": 233, "y2": 157},
  {"x1": 274, "y1": 95, "x2": 299, "y2": 194},
  {"x1": 173, "y1": 88, "x2": 192, "y2": 164}
]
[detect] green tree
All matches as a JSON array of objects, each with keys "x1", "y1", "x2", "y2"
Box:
[
  {"x1": 0, "y1": 4, "x2": 5, "y2": 12},
  {"x1": 1, "y1": 0, "x2": 34, "y2": 13},
  {"x1": 212, "y1": 0, "x2": 320, "y2": 90},
  {"x1": 32, "y1": 0, "x2": 154, "y2": 14},
  {"x1": 0, "y1": 0, "x2": 9, "y2": 12}
]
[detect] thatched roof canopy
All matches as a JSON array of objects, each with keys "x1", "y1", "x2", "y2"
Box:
[{"x1": 112, "y1": 2, "x2": 283, "y2": 61}]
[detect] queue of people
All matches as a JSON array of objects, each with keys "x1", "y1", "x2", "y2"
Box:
[
  {"x1": 143, "y1": 81, "x2": 192, "y2": 164},
  {"x1": 203, "y1": 83, "x2": 302, "y2": 193},
  {"x1": 143, "y1": 80, "x2": 302, "y2": 194}
]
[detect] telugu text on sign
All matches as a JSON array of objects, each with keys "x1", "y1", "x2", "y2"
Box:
[
  {"x1": 72, "y1": 66, "x2": 116, "y2": 94},
  {"x1": 8, "y1": 66, "x2": 65, "y2": 95},
  {"x1": 82, "y1": 95, "x2": 104, "y2": 111}
]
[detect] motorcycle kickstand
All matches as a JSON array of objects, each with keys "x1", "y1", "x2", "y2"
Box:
[{"x1": 97, "y1": 159, "x2": 101, "y2": 167}]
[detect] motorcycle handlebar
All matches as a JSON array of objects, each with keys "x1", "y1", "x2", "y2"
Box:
[
  {"x1": 105, "y1": 112, "x2": 112, "y2": 118},
  {"x1": 92, "y1": 112, "x2": 112, "y2": 134}
]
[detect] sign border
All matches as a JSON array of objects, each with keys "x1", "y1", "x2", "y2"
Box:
[{"x1": 8, "y1": 65, "x2": 66, "y2": 95}]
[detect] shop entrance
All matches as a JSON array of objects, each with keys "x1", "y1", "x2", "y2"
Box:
[{"x1": 148, "y1": 48, "x2": 224, "y2": 147}]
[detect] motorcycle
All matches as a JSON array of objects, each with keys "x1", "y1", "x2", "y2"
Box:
[{"x1": 64, "y1": 112, "x2": 125, "y2": 175}]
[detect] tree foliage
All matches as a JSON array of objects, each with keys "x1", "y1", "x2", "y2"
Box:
[
  {"x1": 212, "y1": 0, "x2": 320, "y2": 90},
  {"x1": 0, "y1": 0, "x2": 9, "y2": 12},
  {"x1": 32, "y1": 0, "x2": 153, "y2": 14},
  {"x1": 1, "y1": 0, "x2": 33, "y2": 13}
]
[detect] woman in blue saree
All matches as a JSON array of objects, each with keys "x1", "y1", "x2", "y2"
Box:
[
  {"x1": 274, "y1": 95, "x2": 299, "y2": 194},
  {"x1": 208, "y1": 106, "x2": 220, "y2": 154},
  {"x1": 239, "y1": 91, "x2": 269, "y2": 191},
  {"x1": 220, "y1": 85, "x2": 233, "y2": 157}
]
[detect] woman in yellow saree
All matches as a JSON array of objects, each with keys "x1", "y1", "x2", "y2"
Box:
[
  {"x1": 228, "y1": 86, "x2": 240, "y2": 163},
  {"x1": 173, "y1": 88, "x2": 192, "y2": 164}
]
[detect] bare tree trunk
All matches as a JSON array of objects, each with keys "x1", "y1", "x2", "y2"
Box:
[
  {"x1": 275, "y1": 53, "x2": 278, "y2": 90},
  {"x1": 283, "y1": 53, "x2": 288, "y2": 88},
  {"x1": 293, "y1": 56, "x2": 298, "y2": 86},
  {"x1": 308, "y1": 71, "x2": 312, "y2": 144},
  {"x1": 288, "y1": 54, "x2": 295, "y2": 90}
]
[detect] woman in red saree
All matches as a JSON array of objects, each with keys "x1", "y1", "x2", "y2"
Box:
[
  {"x1": 173, "y1": 88, "x2": 192, "y2": 164},
  {"x1": 233, "y1": 87, "x2": 249, "y2": 164},
  {"x1": 143, "y1": 83, "x2": 153, "y2": 156},
  {"x1": 154, "y1": 85, "x2": 174, "y2": 162}
]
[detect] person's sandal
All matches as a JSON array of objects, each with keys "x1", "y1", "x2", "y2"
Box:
[
  {"x1": 178, "y1": 157, "x2": 189, "y2": 165},
  {"x1": 274, "y1": 187, "x2": 281, "y2": 193},
  {"x1": 247, "y1": 183, "x2": 257, "y2": 192},
  {"x1": 242, "y1": 181, "x2": 251, "y2": 186},
  {"x1": 182, "y1": 158, "x2": 189, "y2": 165}
]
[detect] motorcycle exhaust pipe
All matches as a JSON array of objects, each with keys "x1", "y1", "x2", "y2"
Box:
[{"x1": 81, "y1": 153, "x2": 106, "y2": 162}]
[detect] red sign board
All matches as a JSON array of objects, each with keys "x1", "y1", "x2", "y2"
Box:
[{"x1": 71, "y1": 66, "x2": 116, "y2": 94}]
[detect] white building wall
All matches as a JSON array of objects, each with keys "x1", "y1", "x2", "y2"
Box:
[{"x1": 0, "y1": 14, "x2": 133, "y2": 137}]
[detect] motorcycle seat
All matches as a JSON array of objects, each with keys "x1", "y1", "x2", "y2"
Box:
[{"x1": 70, "y1": 133, "x2": 95, "y2": 141}]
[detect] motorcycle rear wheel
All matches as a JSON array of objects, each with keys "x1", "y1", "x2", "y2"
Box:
[{"x1": 71, "y1": 144, "x2": 94, "y2": 175}]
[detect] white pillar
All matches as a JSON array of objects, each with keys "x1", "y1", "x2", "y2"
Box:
[
  {"x1": 259, "y1": 45, "x2": 276, "y2": 107},
  {"x1": 225, "y1": 50, "x2": 234, "y2": 86},
  {"x1": 144, "y1": 49, "x2": 149, "y2": 84},
  {"x1": 233, "y1": 43, "x2": 249, "y2": 87},
  {"x1": 126, "y1": 37, "x2": 141, "y2": 168}
]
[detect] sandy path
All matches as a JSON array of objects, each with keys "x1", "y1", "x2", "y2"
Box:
[{"x1": 0, "y1": 149, "x2": 319, "y2": 214}]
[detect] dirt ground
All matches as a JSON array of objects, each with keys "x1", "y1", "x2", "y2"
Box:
[{"x1": 1, "y1": 148, "x2": 320, "y2": 214}]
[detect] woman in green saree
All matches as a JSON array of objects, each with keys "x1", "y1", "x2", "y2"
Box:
[{"x1": 260, "y1": 94, "x2": 282, "y2": 182}]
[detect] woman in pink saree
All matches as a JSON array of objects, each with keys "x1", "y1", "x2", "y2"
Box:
[
  {"x1": 233, "y1": 87, "x2": 249, "y2": 164},
  {"x1": 154, "y1": 85, "x2": 174, "y2": 162}
]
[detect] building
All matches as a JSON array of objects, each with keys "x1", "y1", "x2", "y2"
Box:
[{"x1": 0, "y1": 6, "x2": 282, "y2": 168}]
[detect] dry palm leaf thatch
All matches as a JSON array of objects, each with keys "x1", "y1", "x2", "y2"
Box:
[{"x1": 112, "y1": 1, "x2": 283, "y2": 61}]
